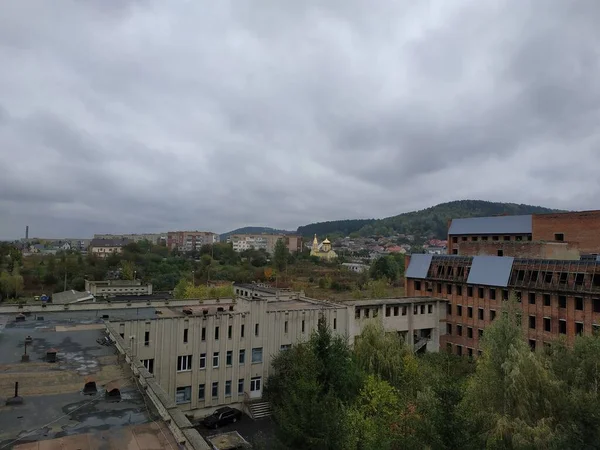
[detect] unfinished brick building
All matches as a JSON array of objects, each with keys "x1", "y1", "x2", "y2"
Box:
[
  {"x1": 405, "y1": 253, "x2": 600, "y2": 356},
  {"x1": 447, "y1": 210, "x2": 600, "y2": 258}
]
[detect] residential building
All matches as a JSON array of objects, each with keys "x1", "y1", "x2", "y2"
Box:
[
  {"x1": 106, "y1": 285, "x2": 445, "y2": 418},
  {"x1": 405, "y1": 252, "x2": 600, "y2": 357},
  {"x1": 94, "y1": 233, "x2": 165, "y2": 245},
  {"x1": 342, "y1": 262, "x2": 369, "y2": 273},
  {"x1": 89, "y1": 238, "x2": 130, "y2": 258},
  {"x1": 229, "y1": 234, "x2": 302, "y2": 254},
  {"x1": 85, "y1": 279, "x2": 153, "y2": 296},
  {"x1": 310, "y1": 235, "x2": 337, "y2": 261},
  {"x1": 167, "y1": 231, "x2": 220, "y2": 252},
  {"x1": 447, "y1": 210, "x2": 600, "y2": 258}
]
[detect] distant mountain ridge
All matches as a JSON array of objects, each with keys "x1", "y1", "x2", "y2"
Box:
[
  {"x1": 220, "y1": 226, "x2": 294, "y2": 241},
  {"x1": 296, "y1": 200, "x2": 565, "y2": 240}
]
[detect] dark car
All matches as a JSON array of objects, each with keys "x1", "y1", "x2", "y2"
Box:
[{"x1": 202, "y1": 407, "x2": 242, "y2": 429}]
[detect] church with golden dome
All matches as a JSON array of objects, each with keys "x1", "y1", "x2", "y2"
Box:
[{"x1": 310, "y1": 234, "x2": 338, "y2": 261}]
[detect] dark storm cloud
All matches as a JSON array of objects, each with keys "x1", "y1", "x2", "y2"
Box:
[{"x1": 1, "y1": 0, "x2": 600, "y2": 239}]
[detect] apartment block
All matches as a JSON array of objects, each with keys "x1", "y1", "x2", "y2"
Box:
[
  {"x1": 405, "y1": 253, "x2": 600, "y2": 357},
  {"x1": 107, "y1": 284, "x2": 445, "y2": 418},
  {"x1": 167, "y1": 231, "x2": 220, "y2": 252},
  {"x1": 229, "y1": 234, "x2": 302, "y2": 255},
  {"x1": 94, "y1": 233, "x2": 165, "y2": 245},
  {"x1": 447, "y1": 210, "x2": 600, "y2": 258},
  {"x1": 89, "y1": 238, "x2": 130, "y2": 258}
]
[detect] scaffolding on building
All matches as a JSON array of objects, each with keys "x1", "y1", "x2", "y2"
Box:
[{"x1": 509, "y1": 258, "x2": 600, "y2": 294}]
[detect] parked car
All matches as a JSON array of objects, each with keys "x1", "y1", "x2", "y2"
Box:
[{"x1": 202, "y1": 407, "x2": 242, "y2": 429}]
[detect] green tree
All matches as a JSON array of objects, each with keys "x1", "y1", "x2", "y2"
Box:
[
  {"x1": 370, "y1": 256, "x2": 399, "y2": 281},
  {"x1": 273, "y1": 239, "x2": 289, "y2": 272}
]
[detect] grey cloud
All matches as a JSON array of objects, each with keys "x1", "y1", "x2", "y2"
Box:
[{"x1": 1, "y1": 0, "x2": 600, "y2": 239}]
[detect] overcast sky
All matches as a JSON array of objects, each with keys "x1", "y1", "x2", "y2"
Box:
[{"x1": 1, "y1": 1, "x2": 600, "y2": 239}]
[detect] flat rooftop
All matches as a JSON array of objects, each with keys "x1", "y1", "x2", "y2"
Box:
[
  {"x1": 346, "y1": 297, "x2": 448, "y2": 307},
  {"x1": 267, "y1": 298, "x2": 341, "y2": 312},
  {"x1": 0, "y1": 309, "x2": 178, "y2": 449}
]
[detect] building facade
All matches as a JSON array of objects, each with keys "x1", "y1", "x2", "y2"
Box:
[
  {"x1": 229, "y1": 234, "x2": 302, "y2": 255},
  {"x1": 85, "y1": 279, "x2": 153, "y2": 296},
  {"x1": 405, "y1": 253, "x2": 600, "y2": 357},
  {"x1": 89, "y1": 238, "x2": 130, "y2": 258},
  {"x1": 167, "y1": 231, "x2": 220, "y2": 252},
  {"x1": 109, "y1": 287, "x2": 445, "y2": 417},
  {"x1": 447, "y1": 210, "x2": 600, "y2": 257},
  {"x1": 94, "y1": 233, "x2": 165, "y2": 245}
]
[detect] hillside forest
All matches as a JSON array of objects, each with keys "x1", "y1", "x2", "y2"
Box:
[{"x1": 296, "y1": 200, "x2": 562, "y2": 241}]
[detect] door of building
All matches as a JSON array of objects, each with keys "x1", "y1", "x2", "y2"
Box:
[{"x1": 249, "y1": 376, "x2": 262, "y2": 399}]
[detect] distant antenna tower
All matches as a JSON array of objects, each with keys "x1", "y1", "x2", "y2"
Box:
[{"x1": 25, "y1": 225, "x2": 29, "y2": 241}]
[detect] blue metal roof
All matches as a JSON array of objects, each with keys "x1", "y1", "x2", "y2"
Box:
[
  {"x1": 467, "y1": 256, "x2": 515, "y2": 287},
  {"x1": 448, "y1": 215, "x2": 532, "y2": 235},
  {"x1": 405, "y1": 254, "x2": 433, "y2": 279}
]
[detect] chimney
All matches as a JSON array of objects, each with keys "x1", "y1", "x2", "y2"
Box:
[{"x1": 25, "y1": 225, "x2": 29, "y2": 240}]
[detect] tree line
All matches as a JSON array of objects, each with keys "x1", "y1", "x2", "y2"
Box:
[{"x1": 259, "y1": 295, "x2": 600, "y2": 449}]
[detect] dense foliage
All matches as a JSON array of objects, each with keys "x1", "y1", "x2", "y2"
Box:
[
  {"x1": 297, "y1": 200, "x2": 562, "y2": 240},
  {"x1": 219, "y1": 226, "x2": 293, "y2": 242},
  {"x1": 263, "y1": 296, "x2": 600, "y2": 450}
]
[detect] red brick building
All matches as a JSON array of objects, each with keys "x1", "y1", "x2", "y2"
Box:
[
  {"x1": 405, "y1": 253, "x2": 600, "y2": 357},
  {"x1": 447, "y1": 210, "x2": 600, "y2": 258}
]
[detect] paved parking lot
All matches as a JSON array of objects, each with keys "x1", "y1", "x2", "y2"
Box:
[{"x1": 196, "y1": 414, "x2": 275, "y2": 447}]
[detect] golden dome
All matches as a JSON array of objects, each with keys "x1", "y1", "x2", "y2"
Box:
[{"x1": 322, "y1": 238, "x2": 331, "y2": 244}]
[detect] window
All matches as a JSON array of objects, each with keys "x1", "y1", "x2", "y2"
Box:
[
  {"x1": 503, "y1": 289, "x2": 509, "y2": 301},
  {"x1": 225, "y1": 380, "x2": 232, "y2": 396},
  {"x1": 447, "y1": 323, "x2": 452, "y2": 335},
  {"x1": 559, "y1": 319, "x2": 567, "y2": 334},
  {"x1": 226, "y1": 350, "x2": 233, "y2": 366},
  {"x1": 280, "y1": 344, "x2": 291, "y2": 351},
  {"x1": 478, "y1": 308, "x2": 484, "y2": 320},
  {"x1": 457, "y1": 305, "x2": 463, "y2": 316},
  {"x1": 462, "y1": 236, "x2": 467, "y2": 241},
  {"x1": 402, "y1": 306, "x2": 407, "y2": 316},
  {"x1": 250, "y1": 377, "x2": 261, "y2": 392},
  {"x1": 144, "y1": 331, "x2": 150, "y2": 346},
  {"x1": 456, "y1": 345, "x2": 463, "y2": 356},
  {"x1": 414, "y1": 280, "x2": 422, "y2": 291},
  {"x1": 471, "y1": 236, "x2": 478, "y2": 242},
  {"x1": 119, "y1": 333, "x2": 124, "y2": 339},
  {"x1": 529, "y1": 315, "x2": 536, "y2": 329},
  {"x1": 212, "y1": 382, "x2": 218, "y2": 398},
  {"x1": 213, "y1": 352, "x2": 219, "y2": 368},
  {"x1": 457, "y1": 285, "x2": 463, "y2": 296},
  {"x1": 199, "y1": 353, "x2": 206, "y2": 369},
  {"x1": 467, "y1": 327, "x2": 473, "y2": 338},
  {"x1": 393, "y1": 306, "x2": 399, "y2": 316},
  {"x1": 302, "y1": 320, "x2": 305, "y2": 333},
  {"x1": 437, "y1": 283, "x2": 442, "y2": 294},
  {"x1": 427, "y1": 304, "x2": 433, "y2": 314},
  {"x1": 414, "y1": 305, "x2": 418, "y2": 315},
  {"x1": 490, "y1": 310, "x2": 497, "y2": 321},
  {"x1": 467, "y1": 286, "x2": 473, "y2": 297},
  {"x1": 355, "y1": 308, "x2": 360, "y2": 319},
  {"x1": 241, "y1": 324, "x2": 245, "y2": 338},
  {"x1": 452, "y1": 236, "x2": 458, "y2": 243},
  {"x1": 452, "y1": 249, "x2": 458, "y2": 255},
  {"x1": 516, "y1": 291, "x2": 522, "y2": 302},
  {"x1": 468, "y1": 307, "x2": 473, "y2": 318},
  {"x1": 386, "y1": 306, "x2": 391, "y2": 317},
  {"x1": 175, "y1": 386, "x2": 191, "y2": 404},
  {"x1": 544, "y1": 317, "x2": 551, "y2": 332},
  {"x1": 446, "y1": 343, "x2": 453, "y2": 353},
  {"x1": 447, "y1": 304, "x2": 452, "y2": 316},
  {"x1": 333, "y1": 318, "x2": 337, "y2": 330},
  {"x1": 238, "y1": 379, "x2": 244, "y2": 395},
  {"x1": 198, "y1": 384, "x2": 205, "y2": 400},
  {"x1": 255, "y1": 323, "x2": 259, "y2": 336},
  {"x1": 503, "y1": 235, "x2": 510, "y2": 241},
  {"x1": 252, "y1": 347, "x2": 263, "y2": 363},
  {"x1": 467, "y1": 347, "x2": 474, "y2": 358},
  {"x1": 457, "y1": 325, "x2": 463, "y2": 336},
  {"x1": 201, "y1": 327, "x2": 206, "y2": 341},
  {"x1": 576, "y1": 322, "x2": 584, "y2": 335},
  {"x1": 529, "y1": 293, "x2": 536, "y2": 305},
  {"x1": 575, "y1": 297, "x2": 583, "y2": 311},
  {"x1": 594, "y1": 298, "x2": 600, "y2": 313},
  {"x1": 228, "y1": 325, "x2": 232, "y2": 339},
  {"x1": 183, "y1": 328, "x2": 188, "y2": 343},
  {"x1": 544, "y1": 294, "x2": 551, "y2": 306},
  {"x1": 373, "y1": 308, "x2": 379, "y2": 318},
  {"x1": 215, "y1": 326, "x2": 219, "y2": 340},
  {"x1": 478, "y1": 329, "x2": 484, "y2": 339},
  {"x1": 142, "y1": 358, "x2": 154, "y2": 374},
  {"x1": 365, "y1": 309, "x2": 370, "y2": 318},
  {"x1": 554, "y1": 233, "x2": 564, "y2": 242},
  {"x1": 529, "y1": 340, "x2": 536, "y2": 351},
  {"x1": 177, "y1": 355, "x2": 192, "y2": 372},
  {"x1": 446, "y1": 284, "x2": 452, "y2": 295},
  {"x1": 482, "y1": 236, "x2": 488, "y2": 241},
  {"x1": 497, "y1": 250, "x2": 504, "y2": 257},
  {"x1": 239, "y1": 349, "x2": 245, "y2": 364},
  {"x1": 559, "y1": 296, "x2": 567, "y2": 309},
  {"x1": 478, "y1": 287, "x2": 484, "y2": 299}
]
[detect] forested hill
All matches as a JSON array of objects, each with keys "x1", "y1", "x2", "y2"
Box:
[
  {"x1": 296, "y1": 200, "x2": 564, "y2": 240},
  {"x1": 220, "y1": 226, "x2": 293, "y2": 241}
]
